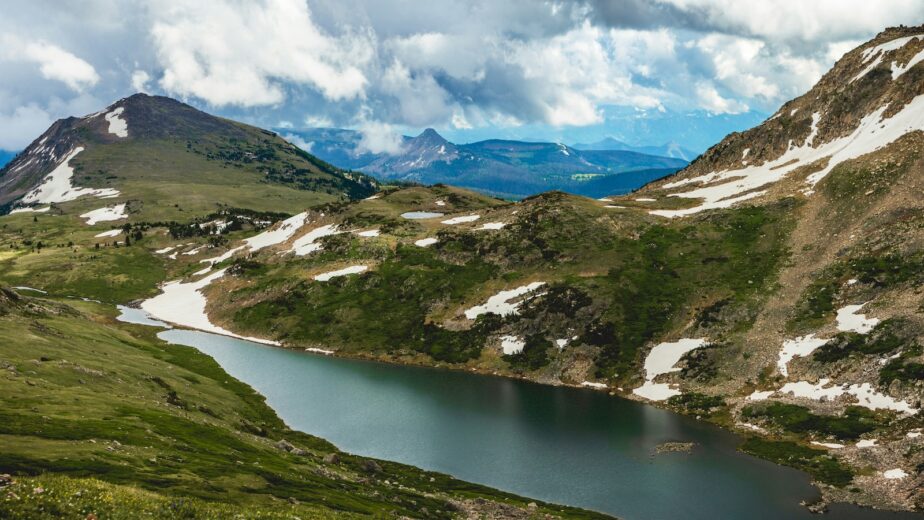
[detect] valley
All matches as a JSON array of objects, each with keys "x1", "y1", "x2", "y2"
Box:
[{"x1": 1, "y1": 22, "x2": 924, "y2": 519}]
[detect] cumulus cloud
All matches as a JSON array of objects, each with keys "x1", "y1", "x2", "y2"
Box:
[
  {"x1": 355, "y1": 119, "x2": 405, "y2": 155},
  {"x1": 1, "y1": 0, "x2": 923, "y2": 150},
  {"x1": 1, "y1": 36, "x2": 99, "y2": 92},
  {"x1": 131, "y1": 70, "x2": 151, "y2": 93},
  {"x1": 283, "y1": 133, "x2": 314, "y2": 152},
  {"x1": 150, "y1": 0, "x2": 372, "y2": 106}
]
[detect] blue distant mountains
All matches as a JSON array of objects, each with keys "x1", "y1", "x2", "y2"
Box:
[
  {"x1": 0, "y1": 151, "x2": 17, "y2": 169},
  {"x1": 281, "y1": 128, "x2": 689, "y2": 199}
]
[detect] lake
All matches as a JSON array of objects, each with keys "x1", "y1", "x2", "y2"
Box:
[{"x1": 117, "y1": 306, "x2": 919, "y2": 520}]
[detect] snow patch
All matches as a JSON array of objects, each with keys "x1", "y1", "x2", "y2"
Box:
[
  {"x1": 414, "y1": 237, "x2": 438, "y2": 247},
  {"x1": 581, "y1": 381, "x2": 608, "y2": 390},
  {"x1": 314, "y1": 265, "x2": 368, "y2": 281},
  {"x1": 633, "y1": 338, "x2": 708, "y2": 401},
  {"x1": 883, "y1": 469, "x2": 908, "y2": 479},
  {"x1": 94, "y1": 229, "x2": 122, "y2": 238},
  {"x1": 651, "y1": 95, "x2": 924, "y2": 217},
  {"x1": 292, "y1": 224, "x2": 340, "y2": 256},
  {"x1": 500, "y1": 335, "x2": 525, "y2": 355},
  {"x1": 305, "y1": 347, "x2": 335, "y2": 355},
  {"x1": 778, "y1": 379, "x2": 917, "y2": 414},
  {"x1": 856, "y1": 439, "x2": 878, "y2": 448},
  {"x1": 80, "y1": 204, "x2": 127, "y2": 225},
  {"x1": 442, "y1": 214, "x2": 480, "y2": 225},
  {"x1": 812, "y1": 441, "x2": 845, "y2": 449},
  {"x1": 356, "y1": 229, "x2": 380, "y2": 237},
  {"x1": 244, "y1": 212, "x2": 308, "y2": 251},
  {"x1": 9, "y1": 206, "x2": 50, "y2": 214},
  {"x1": 777, "y1": 334, "x2": 828, "y2": 377},
  {"x1": 835, "y1": 303, "x2": 879, "y2": 334},
  {"x1": 141, "y1": 269, "x2": 278, "y2": 345},
  {"x1": 22, "y1": 147, "x2": 120, "y2": 204},
  {"x1": 891, "y1": 47, "x2": 924, "y2": 79},
  {"x1": 477, "y1": 222, "x2": 506, "y2": 230},
  {"x1": 464, "y1": 282, "x2": 545, "y2": 320},
  {"x1": 104, "y1": 106, "x2": 128, "y2": 138}
]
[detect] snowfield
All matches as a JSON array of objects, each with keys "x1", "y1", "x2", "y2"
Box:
[
  {"x1": 464, "y1": 282, "x2": 545, "y2": 320},
  {"x1": 777, "y1": 334, "x2": 828, "y2": 377},
  {"x1": 314, "y1": 265, "x2": 368, "y2": 281},
  {"x1": 633, "y1": 338, "x2": 708, "y2": 401},
  {"x1": 292, "y1": 224, "x2": 340, "y2": 256},
  {"x1": 141, "y1": 269, "x2": 279, "y2": 346},
  {"x1": 94, "y1": 229, "x2": 122, "y2": 238},
  {"x1": 441, "y1": 214, "x2": 480, "y2": 225},
  {"x1": 477, "y1": 222, "x2": 506, "y2": 230},
  {"x1": 104, "y1": 106, "x2": 128, "y2": 138},
  {"x1": 80, "y1": 204, "x2": 127, "y2": 225},
  {"x1": 835, "y1": 303, "x2": 879, "y2": 333},
  {"x1": 244, "y1": 212, "x2": 308, "y2": 251},
  {"x1": 21, "y1": 147, "x2": 120, "y2": 204},
  {"x1": 499, "y1": 335, "x2": 525, "y2": 355},
  {"x1": 777, "y1": 379, "x2": 917, "y2": 414},
  {"x1": 651, "y1": 95, "x2": 924, "y2": 218}
]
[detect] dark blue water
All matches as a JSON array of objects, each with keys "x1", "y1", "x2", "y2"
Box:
[{"x1": 117, "y1": 307, "x2": 920, "y2": 520}]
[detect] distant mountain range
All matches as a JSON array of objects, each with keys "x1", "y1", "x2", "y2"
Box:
[
  {"x1": 570, "y1": 137, "x2": 698, "y2": 161},
  {"x1": 282, "y1": 128, "x2": 688, "y2": 199}
]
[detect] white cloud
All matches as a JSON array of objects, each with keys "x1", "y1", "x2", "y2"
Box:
[
  {"x1": 304, "y1": 114, "x2": 334, "y2": 128},
  {"x1": 131, "y1": 70, "x2": 150, "y2": 93},
  {"x1": 0, "y1": 104, "x2": 55, "y2": 150},
  {"x1": 150, "y1": 0, "x2": 373, "y2": 106},
  {"x1": 2, "y1": 37, "x2": 99, "y2": 92},
  {"x1": 662, "y1": 0, "x2": 924, "y2": 42},
  {"x1": 355, "y1": 119, "x2": 405, "y2": 155},
  {"x1": 695, "y1": 82, "x2": 748, "y2": 114},
  {"x1": 283, "y1": 133, "x2": 313, "y2": 152}
]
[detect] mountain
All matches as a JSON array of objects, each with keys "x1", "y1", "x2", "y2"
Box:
[
  {"x1": 0, "y1": 150, "x2": 17, "y2": 169},
  {"x1": 284, "y1": 127, "x2": 688, "y2": 199},
  {"x1": 571, "y1": 137, "x2": 698, "y2": 161},
  {"x1": 0, "y1": 94, "x2": 377, "y2": 216},
  {"x1": 92, "y1": 26, "x2": 922, "y2": 514},
  {"x1": 3, "y1": 24, "x2": 924, "y2": 517}
]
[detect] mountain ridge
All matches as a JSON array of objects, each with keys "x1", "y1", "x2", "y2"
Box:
[
  {"x1": 0, "y1": 93, "x2": 378, "y2": 215},
  {"x1": 285, "y1": 126, "x2": 688, "y2": 199}
]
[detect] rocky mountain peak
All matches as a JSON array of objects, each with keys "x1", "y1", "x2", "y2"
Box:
[{"x1": 640, "y1": 24, "x2": 924, "y2": 218}]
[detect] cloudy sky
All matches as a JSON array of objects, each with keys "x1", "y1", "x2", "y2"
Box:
[{"x1": 1, "y1": 0, "x2": 922, "y2": 152}]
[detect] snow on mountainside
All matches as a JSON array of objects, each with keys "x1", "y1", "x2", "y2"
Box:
[{"x1": 639, "y1": 26, "x2": 924, "y2": 217}]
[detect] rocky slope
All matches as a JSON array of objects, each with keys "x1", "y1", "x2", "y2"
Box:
[{"x1": 117, "y1": 26, "x2": 924, "y2": 513}]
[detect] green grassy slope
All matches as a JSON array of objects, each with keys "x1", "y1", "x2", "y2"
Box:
[{"x1": 0, "y1": 288, "x2": 608, "y2": 520}]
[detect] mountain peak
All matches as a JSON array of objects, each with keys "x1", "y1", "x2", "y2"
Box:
[{"x1": 416, "y1": 128, "x2": 446, "y2": 142}]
